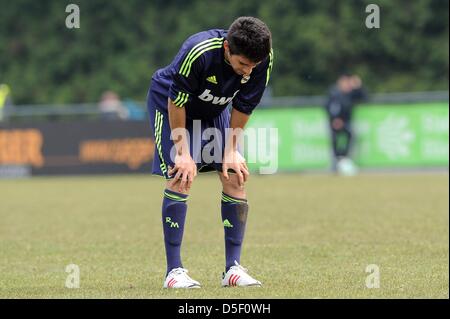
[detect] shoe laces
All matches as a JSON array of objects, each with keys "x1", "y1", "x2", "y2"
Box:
[
  {"x1": 170, "y1": 267, "x2": 187, "y2": 276},
  {"x1": 171, "y1": 267, "x2": 200, "y2": 283},
  {"x1": 231, "y1": 260, "x2": 248, "y2": 274}
]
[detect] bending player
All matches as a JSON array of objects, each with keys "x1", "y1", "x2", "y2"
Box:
[{"x1": 147, "y1": 16, "x2": 273, "y2": 288}]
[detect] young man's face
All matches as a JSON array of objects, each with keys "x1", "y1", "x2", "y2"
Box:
[
  {"x1": 224, "y1": 40, "x2": 260, "y2": 77},
  {"x1": 337, "y1": 76, "x2": 353, "y2": 93}
]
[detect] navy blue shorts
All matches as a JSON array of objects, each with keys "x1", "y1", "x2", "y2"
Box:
[{"x1": 147, "y1": 87, "x2": 230, "y2": 180}]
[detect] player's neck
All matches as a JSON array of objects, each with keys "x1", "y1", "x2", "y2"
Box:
[{"x1": 223, "y1": 48, "x2": 232, "y2": 66}]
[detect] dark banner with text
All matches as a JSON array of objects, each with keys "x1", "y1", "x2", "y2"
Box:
[{"x1": 0, "y1": 121, "x2": 154, "y2": 177}]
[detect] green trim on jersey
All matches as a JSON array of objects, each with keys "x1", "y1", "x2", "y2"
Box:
[
  {"x1": 179, "y1": 37, "x2": 224, "y2": 77},
  {"x1": 173, "y1": 91, "x2": 189, "y2": 107},
  {"x1": 154, "y1": 110, "x2": 168, "y2": 177},
  {"x1": 266, "y1": 49, "x2": 274, "y2": 86}
]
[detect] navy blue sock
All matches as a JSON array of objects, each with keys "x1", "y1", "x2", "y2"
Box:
[
  {"x1": 221, "y1": 192, "x2": 248, "y2": 272},
  {"x1": 162, "y1": 189, "x2": 188, "y2": 275}
]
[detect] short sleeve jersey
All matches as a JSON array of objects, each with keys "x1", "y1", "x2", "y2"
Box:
[{"x1": 151, "y1": 29, "x2": 274, "y2": 120}]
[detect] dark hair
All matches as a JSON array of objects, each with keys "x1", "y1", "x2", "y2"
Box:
[{"x1": 227, "y1": 17, "x2": 272, "y2": 63}]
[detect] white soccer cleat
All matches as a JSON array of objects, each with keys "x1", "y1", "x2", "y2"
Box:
[
  {"x1": 222, "y1": 261, "x2": 262, "y2": 287},
  {"x1": 337, "y1": 157, "x2": 358, "y2": 176},
  {"x1": 163, "y1": 268, "x2": 201, "y2": 288}
]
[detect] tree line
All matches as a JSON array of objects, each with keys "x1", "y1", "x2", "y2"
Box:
[{"x1": 0, "y1": 0, "x2": 448, "y2": 104}]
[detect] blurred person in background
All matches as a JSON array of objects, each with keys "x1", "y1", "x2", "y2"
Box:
[
  {"x1": 0, "y1": 83, "x2": 12, "y2": 122},
  {"x1": 324, "y1": 73, "x2": 368, "y2": 175},
  {"x1": 122, "y1": 98, "x2": 147, "y2": 121},
  {"x1": 98, "y1": 90, "x2": 129, "y2": 120}
]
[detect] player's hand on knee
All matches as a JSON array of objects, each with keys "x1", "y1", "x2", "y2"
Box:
[
  {"x1": 168, "y1": 154, "x2": 197, "y2": 193},
  {"x1": 222, "y1": 150, "x2": 249, "y2": 187}
]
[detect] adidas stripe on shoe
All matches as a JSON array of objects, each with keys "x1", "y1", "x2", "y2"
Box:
[{"x1": 163, "y1": 268, "x2": 201, "y2": 289}]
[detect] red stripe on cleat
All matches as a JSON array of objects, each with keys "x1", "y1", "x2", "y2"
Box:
[{"x1": 229, "y1": 274, "x2": 235, "y2": 286}]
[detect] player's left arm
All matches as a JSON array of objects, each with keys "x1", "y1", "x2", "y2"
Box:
[
  {"x1": 222, "y1": 108, "x2": 250, "y2": 186},
  {"x1": 223, "y1": 49, "x2": 274, "y2": 185}
]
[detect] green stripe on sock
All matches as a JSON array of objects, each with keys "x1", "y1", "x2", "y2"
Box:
[
  {"x1": 164, "y1": 191, "x2": 188, "y2": 202},
  {"x1": 221, "y1": 193, "x2": 247, "y2": 204}
]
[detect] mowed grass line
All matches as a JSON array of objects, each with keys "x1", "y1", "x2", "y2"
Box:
[{"x1": 0, "y1": 173, "x2": 448, "y2": 298}]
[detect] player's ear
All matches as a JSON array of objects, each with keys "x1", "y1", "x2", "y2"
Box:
[{"x1": 223, "y1": 40, "x2": 229, "y2": 51}]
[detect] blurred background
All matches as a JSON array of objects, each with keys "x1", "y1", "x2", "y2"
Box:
[
  {"x1": 0, "y1": 1, "x2": 448, "y2": 300},
  {"x1": 0, "y1": 0, "x2": 448, "y2": 177}
]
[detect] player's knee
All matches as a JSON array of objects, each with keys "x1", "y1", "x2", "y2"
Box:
[
  {"x1": 221, "y1": 176, "x2": 245, "y2": 198},
  {"x1": 165, "y1": 179, "x2": 191, "y2": 195},
  {"x1": 223, "y1": 184, "x2": 245, "y2": 199}
]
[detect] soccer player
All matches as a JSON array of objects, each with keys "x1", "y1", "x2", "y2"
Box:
[
  {"x1": 146, "y1": 17, "x2": 273, "y2": 288},
  {"x1": 324, "y1": 74, "x2": 367, "y2": 175}
]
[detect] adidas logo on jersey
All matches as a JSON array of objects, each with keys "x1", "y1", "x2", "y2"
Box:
[
  {"x1": 198, "y1": 89, "x2": 239, "y2": 106},
  {"x1": 206, "y1": 75, "x2": 218, "y2": 84}
]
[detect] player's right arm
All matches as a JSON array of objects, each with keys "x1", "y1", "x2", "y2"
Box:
[
  {"x1": 167, "y1": 34, "x2": 211, "y2": 192},
  {"x1": 167, "y1": 98, "x2": 197, "y2": 193}
]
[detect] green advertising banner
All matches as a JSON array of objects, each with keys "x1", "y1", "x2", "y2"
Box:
[{"x1": 245, "y1": 103, "x2": 449, "y2": 172}]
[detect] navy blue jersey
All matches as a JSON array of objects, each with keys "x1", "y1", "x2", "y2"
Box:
[{"x1": 150, "y1": 29, "x2": 273, "y2": 120}]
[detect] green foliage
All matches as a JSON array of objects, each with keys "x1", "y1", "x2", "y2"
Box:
[{"x1": 0, "y1": 0, "x2": 448, "y2": 104}]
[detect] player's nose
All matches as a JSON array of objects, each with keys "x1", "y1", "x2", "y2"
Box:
[{"x1": 243, "y1": 67, "x2": 253, "y2": 76}]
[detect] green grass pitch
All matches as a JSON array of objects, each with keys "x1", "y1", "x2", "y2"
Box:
[{"x1": 0, "y1": 173, "x2": 448, "y2": 298}]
